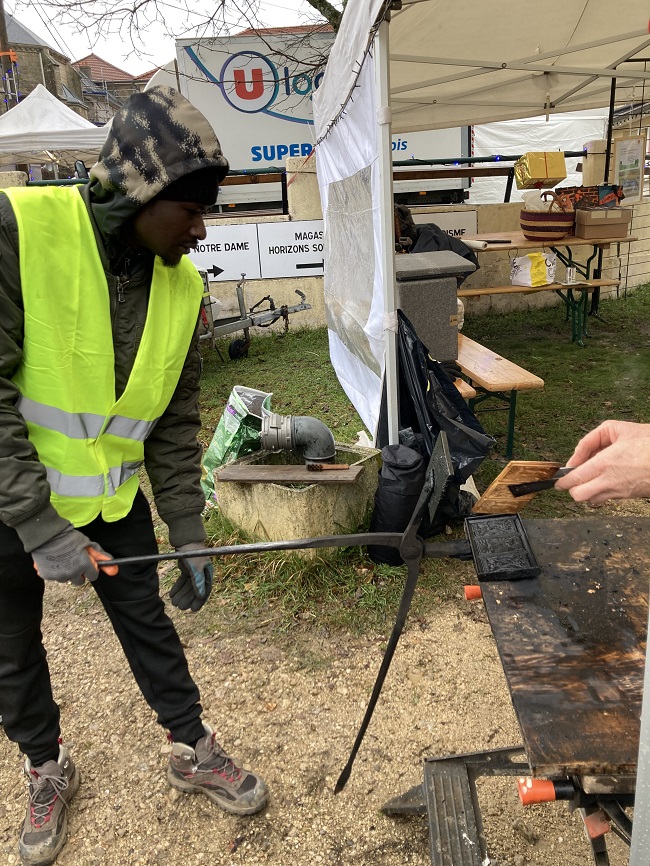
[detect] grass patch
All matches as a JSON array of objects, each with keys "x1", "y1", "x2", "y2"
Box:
[
  {"x1": 462, "y1": 286, "x2": 650, "y2": 517},
  {"x1": 199, "y1": 328, "x2": 363, "y2": 447},
  {"x1": 158, "y1": 505, "x2": 467, "y2": 635},
  {"x1": 188, "y1": 286, "x2": 650, "y2": 630}
]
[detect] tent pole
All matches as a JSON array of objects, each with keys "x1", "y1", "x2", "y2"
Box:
[
  {"x1": 375, "y1": 18, "x2": 399, "y2": 445},
  {"x1": 603, "y1": 75, "x2": 617, "y2": 182},
  {"x1": 590, "y1": 75, "x2": 617, "y2": 317}
]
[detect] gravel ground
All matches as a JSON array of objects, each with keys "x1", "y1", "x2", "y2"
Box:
[{"x1": 0, "y1": 500, "x2": 645, "y2": 866}]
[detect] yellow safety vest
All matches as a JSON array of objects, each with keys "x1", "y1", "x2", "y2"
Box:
[{"x1": 5, "y1": 185, "x2": 203, "y2": 526}]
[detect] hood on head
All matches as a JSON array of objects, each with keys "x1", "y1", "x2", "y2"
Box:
[{"x1": 88, "y1": 85, "x2": 229, "y2": 236}]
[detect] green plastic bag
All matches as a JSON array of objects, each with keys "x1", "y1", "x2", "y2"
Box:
[{"x1": 201, "y1": 386, "x2": 272, "y2": 502}]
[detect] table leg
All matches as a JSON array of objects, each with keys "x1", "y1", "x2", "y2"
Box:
[{"x1": 556, "y1": 288, "x2": 591, "y2": 347}]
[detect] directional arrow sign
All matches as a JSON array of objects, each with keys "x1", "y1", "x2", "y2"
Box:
[
  {"x1": 188, "y1": 223, "x2": 261, "y2": 280},
  {"x1": 257, "y1": 220, "x2": 324, "y2": 279},
  {"x1": 296, "y1": 260, "x2": 325, "y2": 271}
]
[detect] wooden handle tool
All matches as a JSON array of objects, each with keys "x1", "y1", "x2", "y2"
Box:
[{"x1": 306, "y1": 463, "x2": 350, "y2": 471}]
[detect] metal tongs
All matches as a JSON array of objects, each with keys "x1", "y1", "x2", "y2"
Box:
[{"x1": 508, "y1": 467, "x2": 573, "y2": 498}]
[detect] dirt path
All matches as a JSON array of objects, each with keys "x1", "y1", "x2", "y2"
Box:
[{"x1": 0, "y1": 502, "x2": 644, "y2": 866}]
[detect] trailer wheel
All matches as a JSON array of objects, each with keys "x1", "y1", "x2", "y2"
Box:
[{"x1": 228, "y1": 339, "x2": 249, "y2": 360}]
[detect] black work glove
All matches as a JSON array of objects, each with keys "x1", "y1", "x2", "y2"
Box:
[
  {"x1": 31, "y1": 526, "x2": 112, "y2": 586},
  {"x1": 170, "y1": 543, "x2": 213, "y2": 612}
]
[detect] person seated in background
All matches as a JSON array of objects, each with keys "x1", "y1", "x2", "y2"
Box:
[
  {"x1": 393, "y1": 203, "x2": 479, "y2": 283},
  {"x1": 554, "y1": 420, "x2": 650, "y2": 504}
]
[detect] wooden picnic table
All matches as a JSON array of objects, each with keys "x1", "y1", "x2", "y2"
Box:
[{"x1": 461, "y1": 230, "x2": 637, "y2": 345}]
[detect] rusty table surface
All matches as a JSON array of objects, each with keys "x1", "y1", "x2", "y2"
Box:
[{"x1": 480, "y1": 517, "x2": 649, "y2": 787}]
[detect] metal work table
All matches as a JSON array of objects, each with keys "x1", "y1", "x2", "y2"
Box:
[
  {"x1": 482, "y1": 517, "x2": 647, "y2": 790},
  {"x1": 385, "y1": 515, "x2": 648, "y2": 865}
]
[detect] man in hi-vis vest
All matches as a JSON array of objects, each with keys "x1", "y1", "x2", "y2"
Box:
[{"x1": 0, "y1": 86, "x2": 268, "y2": 866}]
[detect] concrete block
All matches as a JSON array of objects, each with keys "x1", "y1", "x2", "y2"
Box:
[
  {"x1": 215, "y1": 443, "x2": 382, "y2": 559},
  {"x1": 0, "y1": 171, "x2": 28, "y2": 188},
  {"x1": 395, "y1": 250, "x2": 474, "y2": 360},
  {"x1": 396, "y1": 274, "x2": 460, "y2": 360}
]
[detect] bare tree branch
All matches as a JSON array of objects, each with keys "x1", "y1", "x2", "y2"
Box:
[{"x1": 15, "y1": 0, "x2": 344, "y2": 67}]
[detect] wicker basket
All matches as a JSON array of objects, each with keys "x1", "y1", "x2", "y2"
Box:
[{"x1": 520, "y1": 190, "x2": 575, "y2": 242}]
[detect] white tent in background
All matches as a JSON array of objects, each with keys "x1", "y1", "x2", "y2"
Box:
[
  {"x1": 0, "y1": 84, "x2": 109, "y2": 168},
  {"x1": 313, "y1": 1, "x2": 650, "y2": 860},
  {"x1": 469, "y1": 108, "x2": 610, "y2": 205}
]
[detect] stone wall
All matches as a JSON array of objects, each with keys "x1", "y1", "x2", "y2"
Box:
[{"x1": 13, "y1": 47, "x2": 86, "y2": 117}]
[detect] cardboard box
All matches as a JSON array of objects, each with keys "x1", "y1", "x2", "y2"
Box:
[
  {"x1": 574, "y1": 207, "x2": 633, "y2": 239},
  {"x1": 514, "y1": 152, "x2": 567, "y2": 189},
  {"x1": 555, "y1": 184, "x2": 624, "y2": 209}
]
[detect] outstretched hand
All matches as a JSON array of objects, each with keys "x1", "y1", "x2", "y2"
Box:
[{"x1": 554, "y1": 420, "x2": 650, "y2": 505}]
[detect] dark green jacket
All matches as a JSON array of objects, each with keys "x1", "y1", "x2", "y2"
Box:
[
  {"x1": 0, "y1": 184, "x2": 207, "y2": 551},
  {"x1": 0, "y1": 86, "x2": 229, "y2": 553}
]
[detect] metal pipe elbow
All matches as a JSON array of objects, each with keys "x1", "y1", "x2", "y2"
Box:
[
  {"x1": 261, "y1": 412, "x2": 336, "y2": 463},
  {"x1": 291, "y1": 415, "x2": 336, "y2": 462}
]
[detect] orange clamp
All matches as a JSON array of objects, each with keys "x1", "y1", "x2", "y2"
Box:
[
  {"x1": 517, "y1": 777, "x2": 557, "y2": 805},
  {"x1": 583, "y1": 810, "x2": 611, "y2": 840}
]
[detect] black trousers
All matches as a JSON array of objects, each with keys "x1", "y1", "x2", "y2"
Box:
[{"x1": 0, "y1": 489, "x2": 205, "y2": 765}]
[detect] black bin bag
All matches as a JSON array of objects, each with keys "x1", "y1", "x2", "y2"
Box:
[
  {"x1": 374, "y1": 311, "x2": 494, "y2": 542},
  {"x1": 367, "y1": 445, "x2": 425, "y2": 565}
]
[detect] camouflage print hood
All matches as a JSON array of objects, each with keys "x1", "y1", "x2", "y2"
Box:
[{"x1": 88, "y1": 85, "x2": 229, "y2": 238}]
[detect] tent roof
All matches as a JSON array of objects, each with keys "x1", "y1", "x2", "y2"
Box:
[
  {"x1": 0, "y1": 84, "x2": 109, "y2": 167},
  {"x1": 315, "y1": 0, "x2": 650, "y2": 134}
]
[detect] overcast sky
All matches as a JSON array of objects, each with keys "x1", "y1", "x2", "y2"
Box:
[{"x1": 8, "y1": 0, "x2": 318, "y2": 75}]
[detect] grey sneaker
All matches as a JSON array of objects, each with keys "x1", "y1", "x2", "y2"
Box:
[
  {"x1": 18, "y1": 745, "x2": 80, "y2": 866},
  {"x1": 167, "y1": 725, "x2": 268, "y2": 815}
]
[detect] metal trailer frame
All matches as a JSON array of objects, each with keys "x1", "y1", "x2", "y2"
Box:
[{"x1": 197, "y1": 270, "x2": 311, "y2": 360}]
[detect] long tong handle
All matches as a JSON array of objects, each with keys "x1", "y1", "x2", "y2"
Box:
[{"x1": 508, "y1": 467, "x2": 573, "y2": 498}]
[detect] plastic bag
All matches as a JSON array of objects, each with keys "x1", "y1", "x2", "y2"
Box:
[
  {"x1": 376, "y1": 312, "x2": 493, "y2": 535},
  {"x1": 201, "y1": 386, "x2": 272, "y2": 502},
  {"x1": 510, "y1": 252, "x2": 557, "y2": 287}
]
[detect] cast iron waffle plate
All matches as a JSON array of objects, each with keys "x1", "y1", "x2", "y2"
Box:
[{"x1": 464, "y1": 513, "x2": 541, "y2": 581}]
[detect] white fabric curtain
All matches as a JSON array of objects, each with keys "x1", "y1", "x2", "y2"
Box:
[
  {"x1": 315, "y1": 56, "x2": 386, "y2": 438},
  {"x1": 468, "y1": 109, "x2": 609, "y2": 204}
]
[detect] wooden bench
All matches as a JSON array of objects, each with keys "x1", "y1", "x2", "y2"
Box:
[
  {"x1": 453, "y1": 377, "x2": 476, "y2": 400},
  {"x1": 457, "y1": 278, "x2": 619, "y2": 299},
  {"x1": 456, "y1": 333, "x2": 544, "y2": 458},
  {"x1": 458, "y1": 279, "x2": 620, "y2": 347}
]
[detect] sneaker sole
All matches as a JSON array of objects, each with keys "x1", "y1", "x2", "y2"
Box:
[
  {"x1": 19, "y1": 768, "x2": 81, "y2": 866},
  {"x1": 166, "y1": 767, "x2": 268, "y2": 816}
]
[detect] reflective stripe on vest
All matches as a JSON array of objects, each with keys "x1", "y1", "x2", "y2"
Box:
[
  {"x1": 46, "y1": 461, "x2": 142, "y2": 497},
  {"x1": 17, "y1": 396, "x2": 160, "y2": 441},
  {"x1": 5, "y1": 186, "x2": 203, "y2": 526}
]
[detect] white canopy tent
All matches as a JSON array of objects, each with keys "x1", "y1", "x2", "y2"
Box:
[
  {"x1": 0, "y1": 84, "x2": 109, "y2": 169},
  {"x1": 469, "y1": 108, "x2": 610, "y2": 204},
  {"x1": 314, "y1": 0, "x2": 650, "y2": 445},
  {"x1": 313, "y1": 2, "x2": 650, "y2": 860},
  {"x1": 316, "y1": 0, "x2": 650, "y2": 137}
]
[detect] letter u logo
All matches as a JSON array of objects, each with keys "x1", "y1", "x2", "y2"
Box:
[{"x1": 234, "y1": 68, "x2": 265, "y2": 100}]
